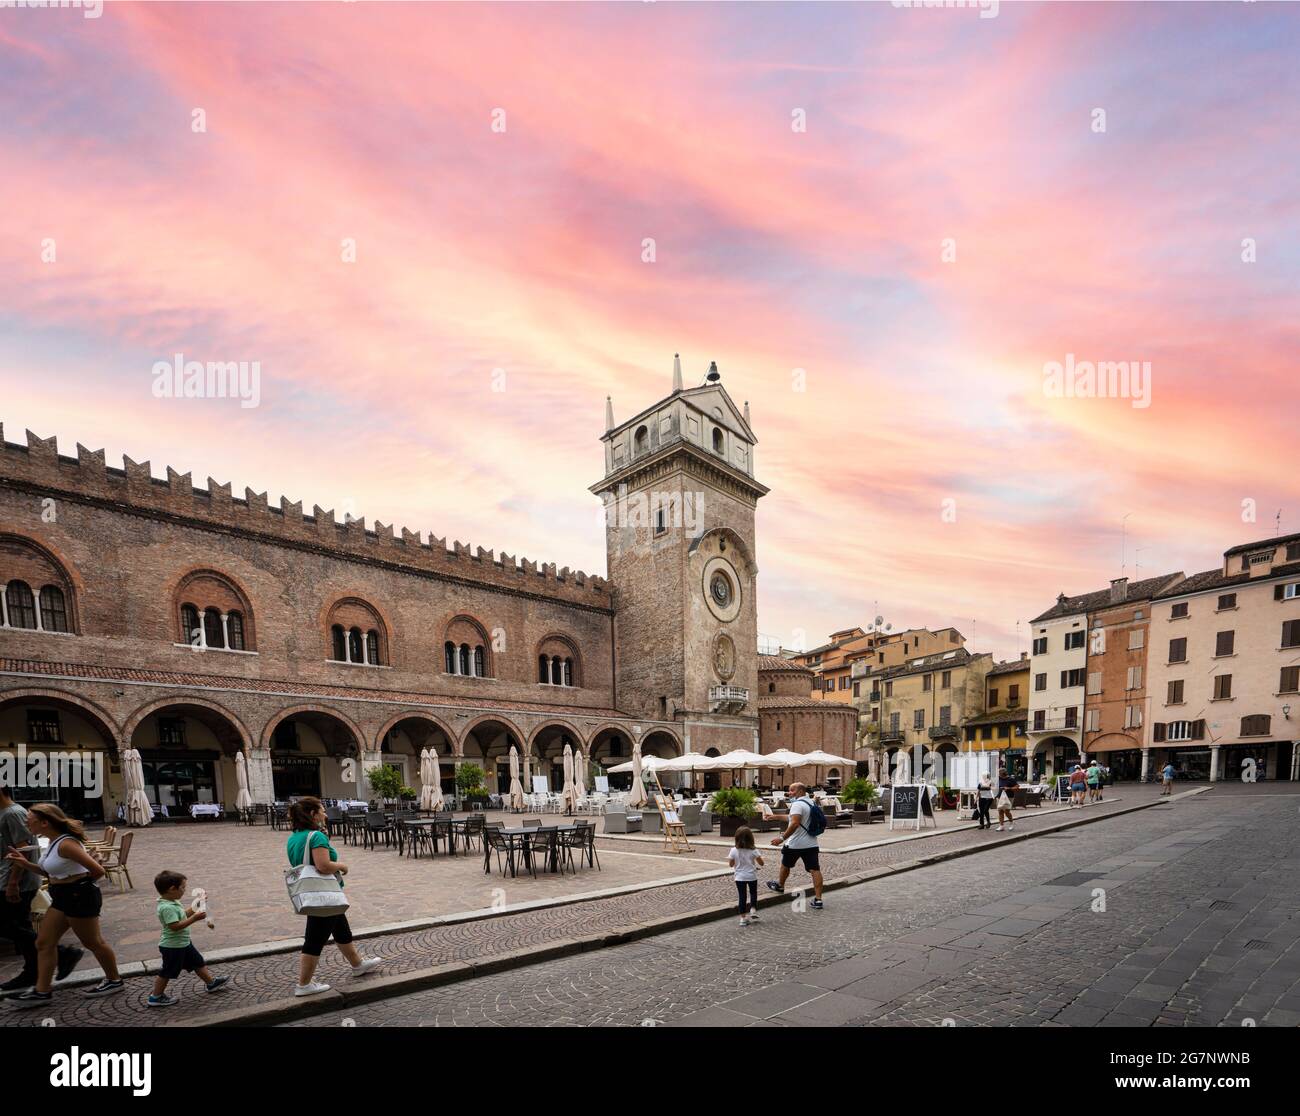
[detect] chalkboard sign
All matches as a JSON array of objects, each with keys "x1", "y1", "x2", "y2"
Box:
[{"x1": 889, "y1": 783, "x2": 936, "y2": 831}]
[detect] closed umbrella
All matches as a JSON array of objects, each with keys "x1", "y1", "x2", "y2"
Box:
[
  {"x1": 124, "y1": 748, "x2": 150, "y2": 827},
  {"x1": 626, "y1": 739, "x2": 648, "y2": 808},
  {"x1": 134, "y1": 749, "x2": 153, "y2": 826},
  {"x1": 235, "y1": 751, "x2": 253, "y2": 811},
  {"x1": 574, "y1": 747, "x2": 587, "y2": 799},
  {"x1": 562, "y1": 743, "x2": 577, "y2": 814},
  {"x1": 418, "y1": 749, "x2": 434, "y2": 810},
  {"x1": 508, "y1": 745, "x2": 525, "y2": 812},
  {"x1": 893, "y1": 749, "x2": 910, "y2": 785},
  {"x1": 428, "y1": 748, "x2": 445, "y2": 812},
  {"x1": 522, "y1": 748, "x2": 533, "y2": 800}
]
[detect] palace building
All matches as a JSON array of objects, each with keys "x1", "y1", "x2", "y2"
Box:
[{"x1": 0, "y1": 358, "x2": 769, "y2": 820}]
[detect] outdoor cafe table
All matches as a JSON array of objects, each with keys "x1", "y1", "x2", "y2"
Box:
[
  {"x1": 399, "y1": 817, "x2": 479, "y2": 857},
  {"x1": 494, "y1": 825, "x2": 580, "y2": 877}
]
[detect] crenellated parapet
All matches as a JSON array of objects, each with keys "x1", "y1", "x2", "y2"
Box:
[{"x1": 0, "y1": 425, "x2": 610, "y2": 607}]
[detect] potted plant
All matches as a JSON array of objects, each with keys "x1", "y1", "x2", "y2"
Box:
[
  {"x1": 366, "y1": 764, "x2": 404, "y2": 807},
  {"x1": 708, "y1": 787, "x2": 759, "y2": 837},
  {"x1": 840, "y1": 777, "x2": 879, "y2": 822},
  {"x1": 455, "y1": 763, "x2": 489, "y2": 807}
]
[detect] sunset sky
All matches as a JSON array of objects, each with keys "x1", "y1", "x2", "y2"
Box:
[{"x1": 2, "y1": 1, "x2": 1296, "y2": 660}]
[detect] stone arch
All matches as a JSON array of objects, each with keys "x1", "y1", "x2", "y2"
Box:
[
  {"x1": 687, "y1": 525, "x2": 757, "y2": 578},
  {"x1": 458, "y1": 712, "x2": 527, "y2": 756},
  {"x1": 320, "y1": 593, "x2": 394, "y2": 666},
  {"x1": 535, "y1": 631, "x2": 583, "y2": 688},
  {"x1": 123, "y1": 694, "x2": 253, "y2": 755},
  {"x1": 527, "y1": 718, "x2": 587, "y2": 752},
  {"x1": 0, "y1": 686, "x2": 119, "y2": 749},
  {"x1": 373, "y1": 709, "x2": 459, "y2": 754},
  {"x1": 260, "y1": 703, "x2": 366, "y2": 755},
  {"x1": 459, "y1": 714, "x2": 527, "y2": 794},
  {"x1": 441, "y1": 613, "x2": 494, "y2": 677},
  {"x1": 0, "y1": 533, "x2": 84, "y2": 634},
  {"x1": 640, "y1": 728, "x2": 683, "y2": 758}
]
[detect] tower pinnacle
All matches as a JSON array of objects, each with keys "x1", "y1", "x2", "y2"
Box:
[{"x1": 672, "y1": 353, "x2": 683, "y2": 393}]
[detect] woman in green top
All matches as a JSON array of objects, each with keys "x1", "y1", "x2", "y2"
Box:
[{"x1": 286, "y1": 797, "x2": 382, "y2": 998}]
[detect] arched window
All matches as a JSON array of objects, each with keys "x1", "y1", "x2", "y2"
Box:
[
  {"x1": 5, "y1": 581, "x2": 36, "y2": 629},
  {"x1": 348, "y1": 627, "x2": 363, "y2": 663},
  {"x1": 325, "y1": 597, "x2": 386, "y2": 666},
  {"x1": 181, "y1": 604, "x2": 201, "y2": 646},
  {"x1": 203, "y1": 607, "x2": 225, "y2": 649},
  {"x1": 539, "y1": 655, "x2": 549, "y2": 683},
  {"x1": 536, "y1": 634, "x2": 581, "y2": 688},
  {"x1": 474, "y1": 646, "x2": 485, "y2": 677},
  {"x1": 39, "y1": 585, "x2": 69, "y2": 633},
  {"x1": 459, "y1": 644, "x2": 471, "y2": 676},
  {"x1": 445, "y1": 641, "x2": 457, "y2": 674},
  {"x1": 366, "y1": 630, "x2": 379, "y2": 666},
  {"x1": 563, "y1": 657, "x2": 573, "y2": 687},
  {"x1": 768, "y1": 682, "x2": 775, "y2": 693},
  {"x1": 331, "y1": 624, "x2": 347, "y2": 661},
  {"x1": 712, "y1": 427, "x2": 724, "y2": 454},
  {"x1": 443, "y1": 614, "x2": 491, "y2": 679},
  {"x1": 227, "y1": 610, "x2": 245, "y2": 651},
  {"x1": 551, "y1": 656, "x2": 562, "y2": 686},
  {"x1": 634, "y1": 425, "x2": 649, "y2": 455}
]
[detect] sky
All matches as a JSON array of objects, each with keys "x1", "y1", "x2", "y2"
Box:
[{"x1": 1, "y1": 1, "x2": 1297, "y2": 661}]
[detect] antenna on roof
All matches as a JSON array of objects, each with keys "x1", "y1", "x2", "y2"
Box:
[{"x1": 1277, "y1": 509, "x2": 1283, "y2": 537}]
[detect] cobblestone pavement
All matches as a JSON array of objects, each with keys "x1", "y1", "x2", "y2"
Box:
[
  {"x1": 281, "y1": 785, "x2": 1300, "y2": 1027},
  {"x1": 1, "y1": 786, "x2": 1171, "y2": 1026}
]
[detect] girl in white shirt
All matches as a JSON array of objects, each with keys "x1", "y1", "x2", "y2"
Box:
[{"x1": 727, "y1": 826, "x2": 764, "y2": 927}]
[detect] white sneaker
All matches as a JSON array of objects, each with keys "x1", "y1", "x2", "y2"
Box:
[
  {"x1": 1007, "y1": 822, "x2": 1014, "y2": 829},
  {"x1": 995, "y1": 825, "x2": 1004, "y2": 831},
  {"x1": 748, "y1": 911, "x2": 759, "y2": 922},
  {"x1": 738, "y1": 918, "x2": 749, "y2": 927},
  {"x1": 351, "y1": 957, "x2": 383, "y2": 977},
  {"x1": 293, "y1": 981, "x2": 330, "y2": 998}
]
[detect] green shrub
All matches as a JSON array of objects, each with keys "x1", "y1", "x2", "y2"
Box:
[
  {"x1": 708, "y1": 787, "x2": 758, "y2": 818},
  {"x1": 840, "y1": 777, "x2": 879, "y2": 807}
]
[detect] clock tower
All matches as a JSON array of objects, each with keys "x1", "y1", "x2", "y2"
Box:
[{"x1": 592, "y1": 356, "x2": 768, "y2": 755}]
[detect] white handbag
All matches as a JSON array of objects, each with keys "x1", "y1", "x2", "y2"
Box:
[{"x1": 284, "y1": 831, "x2": 350, "y2": 918}]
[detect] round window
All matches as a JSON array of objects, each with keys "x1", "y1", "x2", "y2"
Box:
[{"x1": 710, "y1": 572, "x2": 732, "y2": 607}]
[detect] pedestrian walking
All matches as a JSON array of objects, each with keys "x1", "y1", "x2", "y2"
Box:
[
  {"x1": 148, "y1": 870, "x2": 229, "y2": 1006},
  {"x1": 995, "y1": 767, "x2": 1018, "y2": 831},
  {"x1": 1086, "y1": 759, "x2": 1102, "y2": 803},
  {"x1": 0, "y1": 785, "x2": 84, "y2": 992},
  {"x1": 286, "y1": 797, "x2": 382, "y2": 998},
  {"x1": 728, "y1": 825, "x2": 764, "y2": 927},
  {"x1": 1160, "y1": 761, "x2": 1176, "y2": 796},
  {"x1": 1069, "y1": 764, "x2": 1087, "y2": 806},
  {"x1": 975, "y1": 772, "x2": 995, "y2": 830},
  {"x1": 4, "y1": 803, "x2": 123, "y2": 1009},
  {"x1": 764, "y1": 782, "x2": 825, "y2": 909}
]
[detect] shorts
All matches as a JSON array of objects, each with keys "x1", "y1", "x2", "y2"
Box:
[
  {"x1": 159, "y1": 943, "x2": 206, "y2": 979},
  {"x1": 302, "y1": 912, "x2": 354, "y2": 957},
  {"x1": 780, "y1": 845, "x2": 821, "y2": 872},
  {"x1": 48, "y1": 878, "x2": 102, "y2": 919}
]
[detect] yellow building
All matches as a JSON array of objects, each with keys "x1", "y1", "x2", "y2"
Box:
[{"x1": 962, "y1": 654, "x2": 1030, "y2": 777}]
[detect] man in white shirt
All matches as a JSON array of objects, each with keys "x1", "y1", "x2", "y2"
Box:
[{"x1": 764, "y1": 782, "x2": 824, "y2": 909}]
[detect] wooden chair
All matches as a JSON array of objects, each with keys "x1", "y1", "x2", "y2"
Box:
[{"x1": 100, "y1": 831, "x2": 135, "y2": 891}]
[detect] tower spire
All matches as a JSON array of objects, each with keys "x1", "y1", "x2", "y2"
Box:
[
  {"x1": 605, "y1": 395, "x2": 614, "y2": 432},
  {"x1": 672, "y1": 353, "x2": 683, "y2": 393},
  {"x1": 744, "y1": 400, "x2": 751, "y2": 425}
]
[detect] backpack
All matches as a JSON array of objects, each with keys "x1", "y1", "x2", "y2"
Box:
[{"x1": 801, "y1": 799, "x2": 827, "y2": 839}]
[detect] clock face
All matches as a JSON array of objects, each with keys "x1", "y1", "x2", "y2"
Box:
[
  {"x1": 702, "y1": 556, "x2": 742, "y2": 623},
  {"x1": 710, "y1": 571, "x2": 732, "y2": 607}
]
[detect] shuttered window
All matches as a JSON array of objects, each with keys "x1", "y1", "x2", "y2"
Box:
[{"x1": 1215, "y1": 630, "x2": 1235, "y2": 657}]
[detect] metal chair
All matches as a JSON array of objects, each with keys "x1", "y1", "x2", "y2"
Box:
[
  {"x1": 521, "y1": 818, "x2": 542, "y2": 828},
  {"x1": 363, "y1": 811, "x2": 395, "y2": 850},
  {"x1": 522, "y1": 827, "x2": 558, "y2": 877},
  {"x1": 482, "y1": 823, "x2": 516, "y2": 877}
]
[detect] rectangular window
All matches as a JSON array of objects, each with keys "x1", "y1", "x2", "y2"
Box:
[
  {"x1": 1085, "y1": 709, "x2": 1100, "y2": 732},
  {"x1": 913, "y1": 709, "x2": 925, "y2": 730},
  {"x1": 1240, "y1": 714, "x2": 1271, "y2": 737},
  {"x1": 1126, "y1": 665, "x2": 1142, "y2": 690},
  {"x1": 1090, "y1": 628, "x2": 1106, "y2": 655},
  {"x1": 939, "y1": 705, "x2": 951, "y2": 727},
  {"x1": 158, "y1": 718, "x2": 187, "y2": 747},
  {"x1": 1061, "y1": 668, "x2": 1085, "y2": 688},
  {"x1": 1064, "y1": 707, "x2": 1078, "y2": 728},
  {"x1": 1008, "y1": 684, "x2": 1019, "y2": 706},
  {"x1": 1167, "y1": 679, "x2": 1184, "y2": 704},
  {"x1": 1288, "y1": 542, "x2": 1300, "y2": 561},
  {"x1": 1065, "y1": 630, "x2": 1085, "y2": 651},
  {"x1": 1280, "y1": 666, "x2": 1299, "y2": 694},
  {"x1": 1128, "y1": 628, "x2": 1144, "y2": 650},
  {"x1": 1033, "y1": 710, "x2": 1045, "y2": 731},
  {"x1": 653, "y1": 508, "x2": 667, "y2": 536},
  {"x1": 922, "y1": 674, "x2": 932, "y2": 692},
  {"x1": 890, "y1": 712, "x2": 900, "y2": 732},
  {"x1": 1215, "y1": 630, "x2": 1235, "y2": 657},
  {"x1": 941, "y1": 670, "x2": 951, "y2": 689},
  {"x1": 988, "y1": 688, "x2": 998, "y2": 708},
  {"x1": 1170, "y1": 602, "x2": 1188, "y2": 618},
  {"x1": 26, "y1": 710, "x2": 61, "y2": 745},
  {"x1": 1124, "y1": 706, "x2": 1143, "y2": 729},
  {"x1": 885, "y1": 680, "x2": 894, "y2": 697},
  {"x1": 853, "y1": 681, "x2": 860, "y2": 697},
  {"x1": 1275, "y1": 582, "x2": 1300, "y2": 600},
  {"x1": 1169, "y1": 637, "x2": 1188, "y2": 663},
  {"x1": 1213, "y1": 674, "x2": 1233, "y2": 700},
  {"x1": 1086, "y1": 672, "x2": 1102, "y2": 695},
  {"x1": 1032, "y1": 636, "x2": 1047, "y2": 655},
  {"x1": 1218, "y1": 593, "x2": 1237, "y2": 610},
  {"x1": 1034, "y1": 673, "x2": 1047, "y2": 692},
  {"x1": 1283, "y1": 620, "x2": 1300, "y2": 649}
]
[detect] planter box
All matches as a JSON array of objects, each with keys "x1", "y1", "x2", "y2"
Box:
[{"x1": 718, "y1": 814, "x2": 757, "y2": 838}]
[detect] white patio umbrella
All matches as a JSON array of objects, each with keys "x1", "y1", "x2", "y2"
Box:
[
  {"x1": 418, "y1": 748, "x2": 434, "y2": 810},
  {"x1": 574, "y1": 747, "x2": 587, "y2": 798},
  {"x1": 522, "y1": 748, "x2": 533, "y2": 796},
  {"x1": 234, "y1": 751, "x2": 253, "y2": 811},
  {"x1": 801, "y1": 749, "x2": 856, "y2": 788},
  {"x1": 428, "y1": 748, "x2": 445, "y2": 812},
  {"x1": 124, "y1": 748, "x2": 151, "y2": 827},
  {"x1": 607, "y1": 754, "x2": 672, "y2": 773},
  {"x1": 508, "y1": 745, "x2": 525, "y2": 812},
  {"x1": 561, "y1": 743, "x2": 577, "y2": 814},
  {"x1": 626, "y1": 739, "x2": 648, "y2": 808}
]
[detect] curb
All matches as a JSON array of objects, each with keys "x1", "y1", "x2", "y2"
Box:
[{"x1": 192, "y1": 788, "x2": 1199, "y2": 1026}]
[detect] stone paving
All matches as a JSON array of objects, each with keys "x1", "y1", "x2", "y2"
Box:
[
  {"x1": 277, "y1": 785, "x2": 1300, "y2": 1028},
  {"x1": 0, "y1": 786, "x2": 1167, "y2": 1025}
]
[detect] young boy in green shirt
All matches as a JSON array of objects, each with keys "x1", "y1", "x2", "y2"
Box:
[{"x1": 149, "y1": 870, "x2": 229, "y2": 1007}]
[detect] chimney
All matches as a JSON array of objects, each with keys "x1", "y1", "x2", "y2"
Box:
[
  {"x1": 1019, "y1": 651, "x2": 1028, "y2": 661},
  {"x1": 1109, "y1": 577, "x2": 1128, "y2": 603}
]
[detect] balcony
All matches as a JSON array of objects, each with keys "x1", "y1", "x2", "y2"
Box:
[
  {"x1": 708, "y1": 685, "x2": 749, "y2": 714},
  {"x1": 928, "y1": 723, "x2": 959, "y2": 741},
  {"x1": 879, "y1": 729, "x2": 905, "y2": 745}
]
